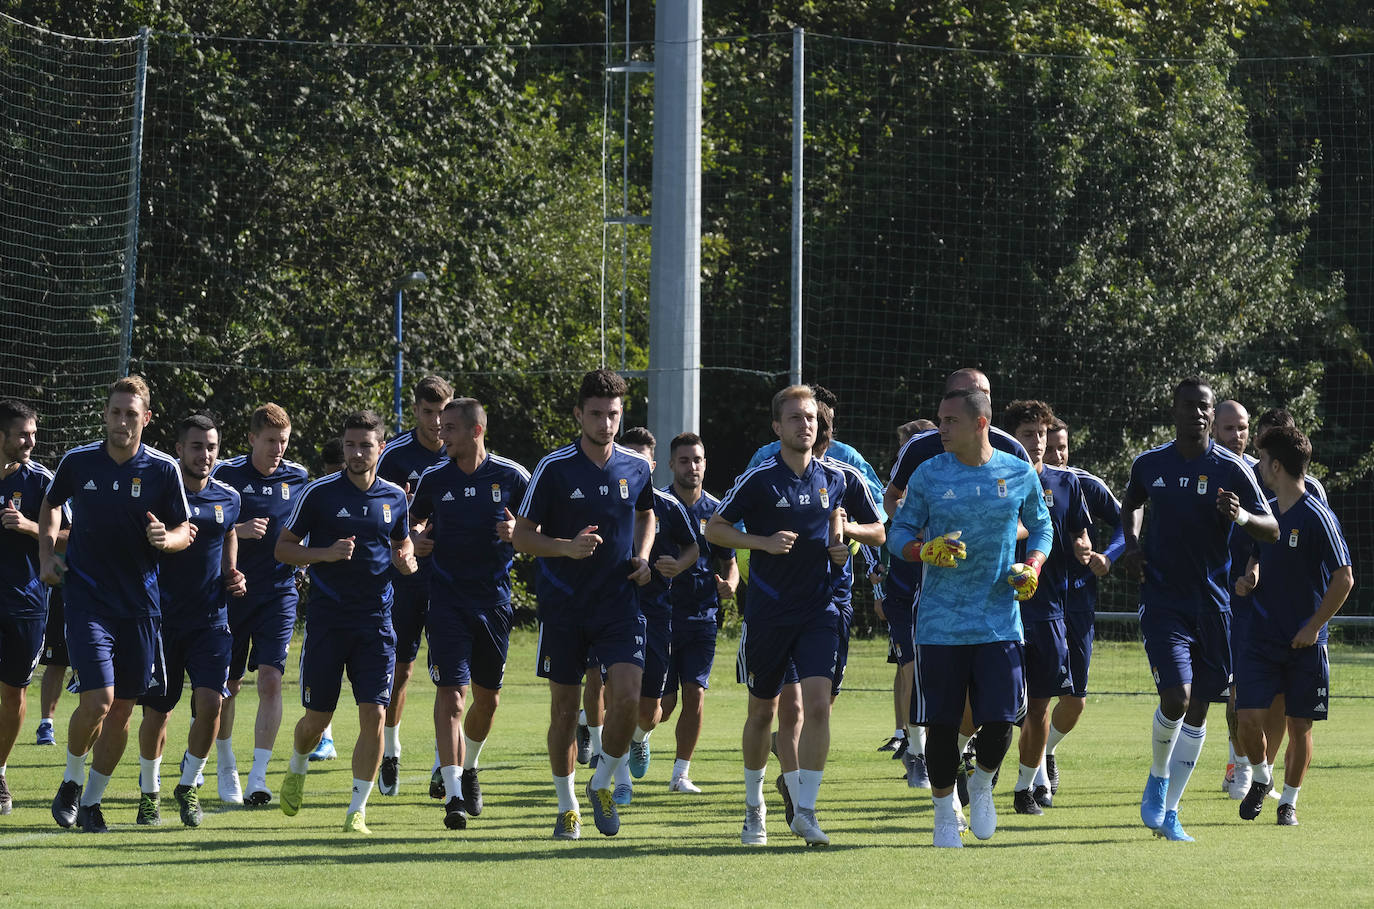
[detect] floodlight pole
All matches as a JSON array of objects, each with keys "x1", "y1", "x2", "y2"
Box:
[{"x1": 393, "y1": 270, "x2": 427, "y2": 435}]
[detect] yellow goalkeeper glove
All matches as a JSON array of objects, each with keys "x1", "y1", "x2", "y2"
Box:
[
  {"x1": 918, "y1": 531, "x2": 966, "y2": 568},
  {"x1": 1007, "y1": 557, "x2": 1043, "y2": 601}
]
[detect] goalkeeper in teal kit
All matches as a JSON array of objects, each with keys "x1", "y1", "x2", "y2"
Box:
[{"x1": 887, "y1": 388, "x2": 1052, "y2": 849}]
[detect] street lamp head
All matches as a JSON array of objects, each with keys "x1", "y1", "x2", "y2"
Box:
[{"x1": 396, "y1": 270, "x2": 428, "y2": 292}]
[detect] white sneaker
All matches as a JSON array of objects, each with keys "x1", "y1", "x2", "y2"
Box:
[
  {"x1": 218, "y1": 765, "x2": 243, "y2": 805},
  {"x1": 933, "y1": 816, "x2": 964, "y2": 848},
  {"x1": 741, "y1": 803, "x2": 767, "y2": 845},
  {"x1": 969, "y1": 782, "x2": 997, "y2": 841},
  {"x1": 1266, "y1": 785, "x2": 1281, "y2": 800},
  {"x1": 789, "y1": 806, "x2": 830, "y2": 846},
  {"x1": 1230, "y1": 763, "x2": 1253, "y2": 801},
  {"x1": 669, "y1": 776, "x2": 702, "y2": 794}
]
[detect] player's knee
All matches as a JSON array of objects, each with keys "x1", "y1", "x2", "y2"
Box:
[
  {"x1": 1159, "y1": 688, "x2": 1189, "y2": 720},
  {"x1": 974, "y1": 722, "x2": 1014, "y2": 769}
]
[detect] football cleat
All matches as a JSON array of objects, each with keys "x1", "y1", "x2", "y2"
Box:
[
  {"x1": 906, "y1": 751, "x2": 931, "y2": 789},
  {"x1": 741, "y1": 803, "x2": 767, "y2": 845},
  {"x1": 575, "y1": 724, "x2": 591, "y2": 765},
  {"x1": 36, "y1": 721, "x2": 56, "y2": 746},
  {"x1": 0, "y1": 775, "x2": 11, "y2": 815},
  {"x1": 462, "y1": 768, "x2": 482, "y2": 817},
  {"x1": 443, "y1": 796, "x2": 468, "y2": 830},
  {"x1": 174, "y1": 784, "x2": 202, "y2": 828},
  {"x1": 1141, "y1": 773, "x2": 1168, "y2": 829},
  {"x1": 52, "y1": 779, "x2": 81, "y2": 828},
  {"x1": 775, "y1": 773, "x2": 795, "y2": 826},
  {"x1": 1013, "y1": 788, "x2": 1043, "y2": 816},
  {"x1": 933, "y1": 816, "x2": 964, "y2": 848},
  {"x1": 891, "y1": 736, "x2": 909, "y2": 761},
  {"x1": 585, "y1": 779, "x2": 619, "y2": 836},
  {"x1": 77, "y1": 802, "x2": 109, "y2": 833},
  {"x1": 669, "y1": 775, "x2": 702, "y2": 794},
  {"x1": 309, "y1": 735, "x2": 337, "y2": 762},
  {"x1": 628, "y1": 740, "x2": 650, "y2": 779},
  {"x1": 343, "y1": 810, "x2": 370, "y2": 834},
  {"x1": 218, "y1": 765, "x2": 243, "y2": 805},
  {"x1": 789, "y1": 807, "x2": 830, "y2": 846},
  {"x1": 1239, "y1": 780, "x2": 1272, "y2": 821},
  {"x1": 878, "y1": 734, "x2": 904, "y2": 753},
  {"x1": 1152, "y1": 809, "x2": 1194, "y2": 842},
  {"x1": 1045, "y1": 754, "x2": 1059, "y2": 795},
  {"x1": 1276, "y1": 803, "x2": 1298, "y2": 826},
  {"x1": 244, "y1": 783, "x2": 272, "y2": 807},
  {"x1": 279, "y1": 771, "x2": 306, "y2": 816},
  {"x1": 1033, "y1": 784, "x2": 1053, "y2": 809},
  {"x1": 1229, "y1": 762, "x2": 1253, "y2": 800},
  {"x1": 552, "y1": 809, "x2": 581, "y2": 840},
  {"x1": 969, "y1": 782, "x2": 997, "y2": 840},
  {"x1": 613, "y1": 782, "x2": 633, "y2": 806},
  {"x1": 136, "y1": 792, "x2": 162, "y2": 826},
  {"x1": 378, "y1": 756, "x2": 400, "y2": 796},
  {"x1": 429, "y1": 767, "x2": 445, "y2": 800},
  {"x1": 1222, "y1": 762, "x2": 1236, "y2": 792}
]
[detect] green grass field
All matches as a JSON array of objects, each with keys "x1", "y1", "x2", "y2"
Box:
[{"x1": 4, "y1": 632, "x2": 1373, "y2": 908}]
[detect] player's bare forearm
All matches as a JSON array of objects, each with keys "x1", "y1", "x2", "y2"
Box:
[
  {"x1": 844, "y1": 520, "x2": 886, "y2": 546},
  {"x1": 1295, "y1": 566, "x2": 1354, "y2": 647},
  {"x1": 1240, "y1": 511, "x2": 1279, "y2": 544},
  {"x1": 161, "y1": 521, "x2": 196, "y2": 554},
  {"x1": 882, "y1": 484, "x2": 903, "y2": 522},
  {"x1": 703, "y1": 515, "x2": 758, "y2": 551},
  {"x1": 634, "y1": 508, "x2": 654, "y2": 564},
  {"x1": 392, "y1": 535, "x2": 418, "y2": 575},
  {"x1": 274, "y1": 529, "x2": 350, "y2": 566},
  {"x1": 222, "y1": 528, "x2": 238, "y2": 576}
]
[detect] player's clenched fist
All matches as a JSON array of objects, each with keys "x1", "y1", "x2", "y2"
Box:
[
  {"x1": 327, "y1": 535, "x2": 355, "y2": 562},
  {"x1": 915, "y1": 531, "x2": 966, "y2": 568},
  {"x1": 567, "y1": 525, "x2": 602, "y2": 559},
  {"x1": 763, "y1": 530, "x2": 798, "y2": 555}
]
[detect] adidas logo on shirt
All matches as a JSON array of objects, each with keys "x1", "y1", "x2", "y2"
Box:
[
  {"x1": 1152, "y1": 477, "x2": 1166, "y2": 487},
  {"x1": 441, "y1": 491, "x2": 455, "y2": 501},
  {"x1": 775, "y1": 496, "x2": 790, "y2": 508},
  {"x1": 83, "y1": 480, "x2": 97, "y2": 490},
  {"x1": 336, "y1": 507, "x2": 351, "y2": 517},
  {"x1": 243, "y1": 484, "x2": 255, "y2": 494},
  {"x1": 570, "y1": 488, "x2": 585, "y2": 499},
  {"x1": 942, "y1": 489, "x2": 956, "y2": 499},
  {"x1": 408, "y1": 470, "x2": 421, "y2": 481}
]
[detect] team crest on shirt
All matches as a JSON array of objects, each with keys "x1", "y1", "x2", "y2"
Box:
[
  {"x1": 1043, "y1": 487, "x2": 1054, "y2": 508},
  {"x1": 1197, "y1": 475, "x2": 1208, "y2": 495},
  {"x1": 131, "y1": 478, "x2": 142, "y2": 498},
  {"x1": 214, "y1": 505, "x2": 224, "y2": 524},
  {"x1": 619, "y1": 478, "x2": 629, "y2": 499},
  {"x1": 997, "y1": 478, "x2": 1008, "y2": 498},
  {"x1": 700, "y1": 518, "x2": 707, "y2": 535},
  {"x1": 9, "y1": 492, "x2": 20, "y2": 510},
  {"x1": 382, "y1": 503, "x2": 393, "y2": 523},
  {"x1": 281, "y1": 482, "x2": 290, "y2": 500},
  {"x1": 491, "y1": 483, "x2": 502, "y2": 503},
  {"x1": 819, "y1": 487, "x2": 829, "y2": 509},
  {"x1": 1289, "y1": 528, "x2": 1300, "y2": 548}
]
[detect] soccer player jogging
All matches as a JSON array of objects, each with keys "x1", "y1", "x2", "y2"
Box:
[
  {"x1": 376, "y1": 375, "x2": 452, "y2": 795},
  {"x1": 658, "y1": 432, "x2": 739, "y2": 794},
  {"x1": 274, "y1": 410, "x2": 417, "y2": 834},
  {"x1": 210, "y1": 403, "x2": 309, "y2": 805},
  {"x1": 408, "y1": 397, "x2": 529, "y2": 830},
  {"x1": 133, "y1": 415, "x2": 246, "y2": 828},
  {"x1": 1232, "y1": 426, "x2": 1353, "y2": 826},
  {"x1": 1121, "y1": 377, "x2": 1277, "y2": 842},
  {"x1": 705, "y1": 384, "x2": 863, "y2": 847},
  {"x1": 888, "y1": 387, "x2": 1052, "y2": 849},
  {"x1": 39, "y1": 376, "x2": 193, "y2": 833},
  {"x1": 1041, "y1": 418, "x2": 1123, "y2": 798},
  {"x1": 1002, "y1": 402, "x2": 1092, "y2": 816},
  {"x1": 513, "y1": 368, "x2": 655, "y2": 841},
  {"x1": 0, "y1": 400, "x2": 66, "y2": 815}
]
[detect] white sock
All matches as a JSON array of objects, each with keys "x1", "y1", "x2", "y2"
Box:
[
  {"x1": 383, "y1": 724, "x2": 401, "y2": 758},
  {"x1": 784, "y1": 769, "x2": 801, "y2": 803},
  {"x1": 1015, "y1": 762, "x2": 1037, "y2": 791},
  {"x1": 1252, "y1": 761, "x2": 1272, "y2": 787},
  {"x1": 1150, "y1": 708, "x2": 1182, "y2": 777},
  {"x1": 591, "y1": 749, "x2": 625, "y2": 790},
  {"x1": 554, "y1": 773, "x2": 577, "y2": 812},
  {"x1": 614, "y1": 756, "x2": 632, "y2": 787},
  {"x1": 441, "y1": 764, "x2": 463, "y2": 801},
  {"x1": 970, "y1": 765, "x2": 995, "y2": 792},
  {"x1": 432, "y1": 744, "x2": 441, "y2": 773},
  {"x1": 913, "y1": 726, "x2": 927, "y2": 752},
  {"x1": 672, "y1": 758, "x2": 691, "y2": 780},
  {"x1": 180, "y1": 751, "x2": 208, "y2": 788},
  {"x1": 1164, "y1": 723, "x2": 1206, "y2": 812},
  {"x1": 1046, "y1": 723, "x2": 1068, "y2": 755},
  {"x1": 462, "y1": 734, "x2": 484, "y2": 770},
  {"x1": 632, "y1": 725, "x2": 649, "y2": 744},
  {"x1": 250, "y1": 748, "x2": 272, "y2": 783},
  {"x1": 216, "y1": 738, "x2": 235, "y2": 768},
  {"x1": 578, "y1": 709, "x2": 587, "y2": 726},
  {"x1": 957, "y1": 732, "x2": 972, "y2": 754},
  {"x1": 288, "y1": 750, "x2": 311, "y2": 775},
  {"x1": 932, "y1": 792, "x2": 957, "y2": 823},
  {"x1": 796, "y1": 768, "x2": 823, "y2": 811},
  {"x1": 321, "y1": 723, "x2": 333, "y2": 742},
  {"x1": 64, "y1": 749, "x2": 87, "y2": 784},
  {"x1": 1234, "y1": 752, "x2": 1252, "y2": 770},
  {"x1": 37, "y1": 717, "x2": 52, "y2": 729},
  {"x1": 1280, "y1": 784, "x2": 1300, "y2": 807},
  {"x1": 892, "y1": 727, "x2": 906, "y2": 740},
  {"x1": 588, "y1": 725, "x2": 603, "y2": 757},
  {"x1": 744, "y1": 767, "x2": 766, "y2": 807},
  {"x1": 1033, "y1": 761, "x2": 1050, "y2": 790},
  {"x1": 140, "y1": 756, "x2": 162, "y2": 794},
  {"x1": 82, "y1": 769, "x2": 111, "y2": 806},
  {"x1": 348, "y1": 778, "x2": 373, "y2": 814}
]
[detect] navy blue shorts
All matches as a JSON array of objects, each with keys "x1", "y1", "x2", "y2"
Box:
[
  {"x1": 1235, "y1": 638, "x2": 1329, "y2": 720},
  {"x1": 535, "y1": 603, "x2": 646, "y2": 687},
  {"x1": 0, "y1": 611, "x2": 45, "y2": 688},
  {"x1": 139, "y1": 623, "x2": 232, "y2": 713},
  {"x1": 40, "y1": 585, "x2": 68, "y2": 666},
  {"x1": 228, "y1": 589, "x2": 297, "y2": 678},
  {"x1": 64, "y1": 601, "x2": 164, "y2": 699},
  {"x1": 299, "y1": 620, "x2": 397, "y2": 714},
  {"x1": 1023, "y1": 617, "x2": 1073, "y2": 700},
  {"x1": 391, "y1": 577, "x2": 430, "y2": 665},
  {"x1": 640, "y1": 611, "x2": 671, "y2": 700},
  {"x1": 665, "y1": 620, "x2": 716, "y2": 692},
  {"x1": 885, "y1": 591, "x2": 915, "y2": 667},
  {"x1": 1139, "y1": 604, "x2": 1232, "y2": 703},
  {"x1": 426, "y1": 599, "x2": 513, "y2": 691},
  {"x1": 1064, "y1": 610, "x2": 1094, "y2": 697},
  {"x1": 913, "y1": 640, "x2": 1026, "y2": 728},
  {"x1": 736, "y1": 606, "x2": 839, "y2": 700}
]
